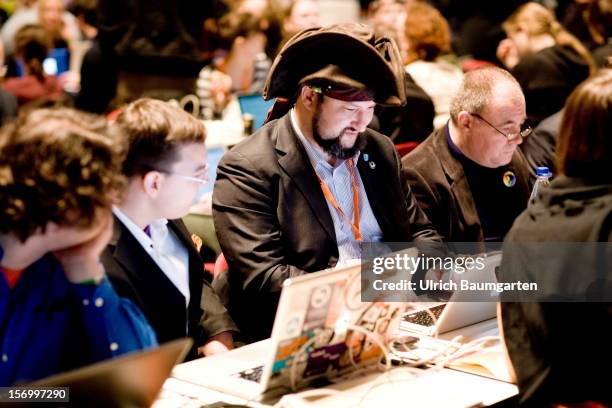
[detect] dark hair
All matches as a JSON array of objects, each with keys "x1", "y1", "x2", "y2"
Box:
[
  {"x1": 0, "y1": 108, "x2": 126, "y2": 242},
  {"x1": 557, "y1": 69, "x2": 612, "y2": 179},
  {"x1": 13, "y1": 24, "x2": 51, "y2": 82},
  {"x1": 116, "y1": 98, "x2": 206, "y2": 178},
  {"x1": 68, "y1": 0, "x2": 99, "y2": 27}
]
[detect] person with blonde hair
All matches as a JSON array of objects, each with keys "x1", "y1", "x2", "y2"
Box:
[{"x1": 497, "y1": 2, "x2": 595, "y2": 125}]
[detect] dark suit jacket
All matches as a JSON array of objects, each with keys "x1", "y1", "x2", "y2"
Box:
[
  {"x1": 402, "y1": 127, "x2": 531, "y2": 249},
  {"x1": 101, "y1": 217, "x2": 237, "y2": 360},
  {"x1": 520, "y1": 109, "x2": 562, "y2": 183},
  {"x1": 212, "y1": 112, "x2": 442, "y2": 342}
]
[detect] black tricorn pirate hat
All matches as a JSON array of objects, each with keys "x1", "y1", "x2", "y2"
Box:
[{"x1": 263, "y1": 22, "x2": 406, "y2": 106}]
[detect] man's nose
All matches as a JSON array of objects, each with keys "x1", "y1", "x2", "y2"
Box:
[{"x1": 353, "y1": 110, "x2": 373, "y2": 132}]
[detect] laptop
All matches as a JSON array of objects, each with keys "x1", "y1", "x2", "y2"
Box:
[
  {"x1": 16, "y1": 48, "x2": 70, "y2": 77},
  {"x1": 172, "y1": 262, "x2": 405, "y2": 401},
  {"x1": 237, "y1": 94, "x2": 276, "y2": 131},
  {"x1": 24, "y1": 338, "x2": 192, "y2": 408},
  {"x1": 401, "y1": 252, "x2": 502, "y2": 335}
]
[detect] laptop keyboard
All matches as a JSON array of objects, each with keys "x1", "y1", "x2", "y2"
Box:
[
  {"x1": 403, "y1": 304, "x2": 447, "y2": 327},
  {"x1": 235, "y1": 365, "x2": 264, "y2": 383}
]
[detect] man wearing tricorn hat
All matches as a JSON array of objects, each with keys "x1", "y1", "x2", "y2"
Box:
[{"x1": 213, "y1": 23, "x2": 442, "y2": 342}]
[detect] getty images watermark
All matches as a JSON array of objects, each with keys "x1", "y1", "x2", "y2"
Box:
[{"x1": 360, "y1": 242, "x2": 612, "y2": 303}]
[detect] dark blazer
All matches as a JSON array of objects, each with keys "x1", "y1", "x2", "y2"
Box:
[
  {"x1": 402, "y1": 127, "x2": 531, "y2": 249},
  {"x1": 101, "y1": 217, "x2": 237, "y2": 360},
  {"x1": 521, "y1": 109, "x2": 562, "y2": 183},
  {"x1": 212, "y1": 112, "x2": 442, "y2": 342}
]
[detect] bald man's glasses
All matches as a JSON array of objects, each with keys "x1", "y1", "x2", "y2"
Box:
[{"x1": 469, "y1": 112, "x2": 532, "y2": 141}]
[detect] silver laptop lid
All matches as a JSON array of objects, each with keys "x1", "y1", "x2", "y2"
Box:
[{"x1": 262, "y1": 262, "x2": 404, "y2": 391}]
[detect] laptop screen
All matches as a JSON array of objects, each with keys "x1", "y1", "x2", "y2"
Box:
[
  {"x1": 237, "y1": 94, "x2": 276, "y2": 131},
  {"x1": 15, "y1": 48, "x2": 70, "y2": 77}
]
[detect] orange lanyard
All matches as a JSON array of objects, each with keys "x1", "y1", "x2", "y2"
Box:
[{"x1": 317, "y1": 158, "x2": 362, "y2": 241}]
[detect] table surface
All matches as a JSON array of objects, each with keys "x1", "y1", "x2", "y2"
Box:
[{"x1": 153, "y1": 318, "x2": 518, "y2": 408}]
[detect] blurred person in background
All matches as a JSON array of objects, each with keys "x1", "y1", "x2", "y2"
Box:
[
  {"x1": 281, "y1": 0, "x2": 321, "y2": 43},
  {"x1": 558, "y1": 0, "x2": 611, "y2": 64},
  {"x1": 403, "y1": 1, "x2": 463, "y2": 129},
  {"x1": 2, "y1": 24, "x2": 64, "y2": 106},
  {"x1": 497, "y1": 2, "x2": 595, "y2": 125},
  {"x1": 1, "y1": 0, "x2": 80, "y2": 56},
  {"x1": 367, "y1": 0, "x2": 408, "y2": 58}
]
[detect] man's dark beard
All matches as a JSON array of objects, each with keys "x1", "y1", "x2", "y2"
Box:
[{"x1": 311, "y1": 106, "x2": 365, "y2": 159}]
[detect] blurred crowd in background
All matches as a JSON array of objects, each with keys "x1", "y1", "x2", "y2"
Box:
[{"x1": 0, "y1": 0, "x2": 609, "y2": 140}]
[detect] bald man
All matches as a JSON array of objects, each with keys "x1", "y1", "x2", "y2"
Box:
[{"x1": 402, "y1": 67, "x2": 532, "y2": 248}]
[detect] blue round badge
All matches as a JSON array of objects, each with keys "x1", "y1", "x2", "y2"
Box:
[{"x1": 503, "y1": 171, "x2": 516, "y2": 187}]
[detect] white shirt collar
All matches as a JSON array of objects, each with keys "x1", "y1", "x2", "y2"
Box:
[
  {"x1": 112, "y1": 207, "x2": 191, "y2": 311},
  {"x1": 113, "y1": 206, "x2": 155, "y2": 249}
]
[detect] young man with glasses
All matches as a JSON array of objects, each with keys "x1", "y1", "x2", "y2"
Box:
[
  {"x1": 0, "y1": 108, "x2": 157, "y2": 386},
  {"x1": 101, "y1": 98, "x2": 237, "y2": 359},
  {"x1": 402, "y1": 67, "x2": 532, "y2": 247}
]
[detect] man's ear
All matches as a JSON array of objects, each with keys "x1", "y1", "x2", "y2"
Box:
[
  {"x1": 142, "y1": 171, "x2": 164, "y2": 198},
  {"x1": 456, "y1": 111, "x2": 473, "y2": 131},
  {"x1": 300, "y1": 86, "x2": 319, "y2": 112}
]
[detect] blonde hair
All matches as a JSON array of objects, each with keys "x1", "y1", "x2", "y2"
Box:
[{"x1": 503, "y1": 2, "x2": 595, "y2": 74}]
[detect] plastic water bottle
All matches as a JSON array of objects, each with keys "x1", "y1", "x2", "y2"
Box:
[{"x1": 529, "y1": 166, "x2": 552, "y2": 204}]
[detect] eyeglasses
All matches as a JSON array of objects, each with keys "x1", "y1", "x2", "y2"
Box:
[
  {"x1": 469, "y1": 112, "x2": 532, "y2": 140},
  {"x1": 154, "y1": 164, "x2": 209, "y2": 185},
  {"x1": 164, "y1": 172, "x2": 209, "y2": 185}
]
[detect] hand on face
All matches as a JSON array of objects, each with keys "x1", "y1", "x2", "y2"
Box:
[{"x1": 52, "y1": 210, "x2": 113, "y2": 283}]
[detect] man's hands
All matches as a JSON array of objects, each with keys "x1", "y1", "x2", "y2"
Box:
[
  {"x1": 197, "y1": 331, "x2": 234, "y2": 357},
  {"x1": 53, "y1": 211, "x2": 113, "y2": 284},
  {"x1": 209, "y1": 69, "x2": 232, "y2": 117}
]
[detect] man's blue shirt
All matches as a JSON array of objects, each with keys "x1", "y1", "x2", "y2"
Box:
[{"x1": 0, "y1": 245, "x2": 158, "y2": 386}]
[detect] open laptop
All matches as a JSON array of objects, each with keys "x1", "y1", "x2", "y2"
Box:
[
  {"x1": 22, "y1": 338, "x2": 192, "y2": 408},
  {"x1": 237, "y1": 93, "x2": 276, "y2": 131},
  {"x1": 401, "y1": 252, "x2": 502, "y2": 335},
  {"x1": 172, "y1": 262, "x2": 405, "y2": 401},
  {"x1": 16, "y1": 48, "x2": 70, "y2": 77}
]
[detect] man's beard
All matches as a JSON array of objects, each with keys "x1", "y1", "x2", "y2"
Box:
[{"x1": 311, "y1": 107, "x2": 365, "y2": 160}]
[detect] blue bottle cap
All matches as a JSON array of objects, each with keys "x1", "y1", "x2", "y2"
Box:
[{"x1": 536, "y1": 166, "x2": 550, "y2": 177}]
